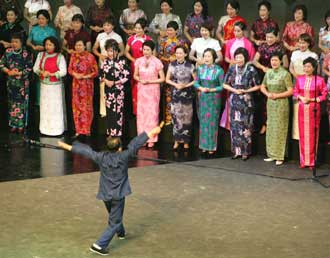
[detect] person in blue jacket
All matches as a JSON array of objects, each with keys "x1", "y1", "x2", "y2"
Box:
[{"x1": 58, "y1": 125, "x2": 162, "y2": 256}]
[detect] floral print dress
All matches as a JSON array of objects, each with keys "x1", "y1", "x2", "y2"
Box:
[
  {"x1": 167, "y1": 60, "x2": 195, "y2": 143},
  {"x1": 194, "y1": 64, "x2": 224, "y2": 151},
  {"x1": 0, "y1": 47, "x2": 33, "y2": 129},
  {"x1": 68, "y1": 51, "x2": 98, "y2": 135},
  {"x1": 100, "y1": 57, "x2": 130, "y2": 137},
  {"x1": 158, "y1": 36, "x2": 188, "y2": 125},
  {"x1": 225, "y1": 64, "x2": 260, "y2": 156}
]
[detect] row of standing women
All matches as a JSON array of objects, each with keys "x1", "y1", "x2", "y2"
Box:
[{"x1": 0, "y1": 0, "x2": 330, "y2": 169}]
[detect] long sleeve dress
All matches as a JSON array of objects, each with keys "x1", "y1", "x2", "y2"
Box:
[
  {"x1": 135, "y1": 55, "x2": 164, "y2": 143},
  {"x1": 0, "y1": 47, "x2": 33, "y2": 129},
  {"x1": 194, "y1": 64, "x2": 224, "y2": 151},
  {"x1": 225, "y1": 64, "x2": 260, "y2": 156},
  {"x1": 68, "y1": 51, "x2": 98, "y2": 135},
  {"x1": 100, "y1": 57, "x2": 130, "y2": 137},
  {"x1": 293, "y1": 75, "x2": 328, "y2": 168},
  {"x1": 33, "y1": 52, "x2": 67, "y2": 136},
  {"x1": 262, "y1": 67, "x2": 292, "y2": 161},
  {"x1": 168, "y1": 60, "x2": 195, "y2": 143}
]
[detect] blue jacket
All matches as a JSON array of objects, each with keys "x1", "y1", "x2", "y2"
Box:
[{"x1": 72, "y1": 132, "x2": 149, "y2": 201}]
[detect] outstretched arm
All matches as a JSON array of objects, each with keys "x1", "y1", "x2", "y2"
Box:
[
  {"x1": 124, "y1": 123, "x2": 163, "y2": 159},
  {"x1": 58, "y1": 141, "x2": 104, "y2": 164},
  {"x1": 58, "y1": 141, "x2": 72, "y2": 151}
]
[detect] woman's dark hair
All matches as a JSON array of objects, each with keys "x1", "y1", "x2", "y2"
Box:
[
  {"x1": 43, "y1": 36, "x2": 61, "y2": 53},
  {"x1": 10, "y1": 32, "x2": 24, "y2": 43},
  {"x1": 293, "y1": 4, "x2": 308, "y2": 21},
  {"x1": 93, "y1": 0, "x2": 110, "y2": 8},
  {"x1": 142, "y1": 40, "x2": 155, "y2": 51},
  {"x1": 234, "y1": 47, "x2": 250, "y2": 63},
  {"x1": 72, "y1": 13, "x2": 85, "y2": 24},
  {"x1": 135, "y1": 18, "x2": 148, "y2": 29},
  {"x1": 226, "y1": 0, "x2": 240, "y2": 12},
  {"x1": 106, "y1": 136, "x2": 122, "y2": 152},
  {"x1": 200, "y1": 21, "x2": 214, "y2": 32},
  {"x1": 37, "y1": 9, "x2": 50, "y2": 21},
  {"x1": 167, "y1": 21, "x2": 179, "y2": 31},
  {"x1": 270, "y1": 51, "x2": 283, "y2": 61},
  {"x1": 258, "y1": 0, "x2": 271, "y2": 11},
  {"x1": 324, "y1": 10, "x2": 330, "y2": 30},
  {"x1": 103, "y1": 16, "x2": 116, "y2": 26},
  {"x1": 160, "y1": 0, "x2": 173, "y2": 8},
  {"x1": 74, "y1": 36, "x2": 87, "y2": 46},
  {"x1": 234, "y1": 21, "x2": 247, "y2": 31},
  {"x1": 303, "y1": 56, "x2": 318, "y2": 70},
  {"x1": 175, "y1": 45, "x2": 189, "y2": 55},
  {"x1": 265, "y1": 27, "x2": 279, "y2": 37},
  {"x1": 203, "y1": 48, "x2": 217, "y2": 63},
  {"x1": 105, "y1": 39, "x2": 120, "y2": 52},
  {"x1": 192, "y1": 0, "x2": 209, "y2": 20},
  {"x1": 299, "y1": 33, "x2": 313, "y2": 48},
  {"x1": 6, "y1": 7, "x2": 19, "y2": 17}
]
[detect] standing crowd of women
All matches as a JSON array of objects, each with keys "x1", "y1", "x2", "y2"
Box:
[{"x1": 0, "y1": 0, "x2": 330, "y2": 169}]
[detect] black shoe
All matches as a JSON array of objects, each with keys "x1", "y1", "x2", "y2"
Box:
[
  {"x1": 231, "y1": 155, "x2": 240, "y2": 159},
  {"x1": 89, "y1": 244, "x2": 109, "y2": 256},
  {"x1": 117, "y1": 233, "x2": 126, "y2": 240}
]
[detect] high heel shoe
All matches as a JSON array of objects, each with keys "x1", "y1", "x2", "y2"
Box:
[{"x1": 231, "y1": 155, "x2": 240, "y2": 159}]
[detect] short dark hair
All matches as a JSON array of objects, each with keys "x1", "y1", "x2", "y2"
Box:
[
  {"x1": 6, "y1": 7, "x2": 19, "y2": 17},
  {"x1": 10, "y1": 32, "x2": 24, "y2": 43},
  {"x1": 258, "y1": 0, "x2": 271, "y2": 11},
  {"x1": 234, "y1": 47, "x2": 250, "y2": 64},
  {"x1": 106, "y1": 136, "x2": 122, "y2": 152},
  {"x1": 74, "y1": 36, "x2": 87, "y2": 46},
  {"x1": 303, "y1": 56, "x2": 318, "y2": 70},
  {"x1": 103, "y1": 16, "x2": 116, "y2": 26},
  {"x1": 105, "y1": 39, "x2": 120, "y2": 52},
  {"x1": 270, "y1": 51, "x2": 283, "y2": 61},
  {"x1": 142, "y1": 40, "x2": 155, "y2": 51},
  {"x1": 200, "y1": 21, "x2": 214, "y2": 32},
  {"x1": 192, "y1": 0, "x2": 209, "y2": 20},
  {"x1": 299, "y1": 33, "x2": 313, "y2": 48},
  {"x1": 160, "y1": 0, "x2": 173, "y2": 7},
  {"x1": 265, "y1": 27, "x2": 279, "y2": 37},
  {"x1": 293, "y1": 4, "x2": 308, "y2": 21},
  {"x1": 234, "y1": 21, "x2": 247, "y2": 31},
  {"x1": 72, "y1": 14, "x2": 84, "y2": 24},
  {"x1": 203, "y1": 48, "x2": 217, "y2": 63},
  {"x1": 37, "y1": 9, "x2": 50, "y2": 21},
  {"x1": 175, "y1": 45, "x2": 189, "y2": 55},
  {"x1": 43, "y1": 36, "x2": 61, "y2": 53},
  {"x1": 226, "y1": 0, "x2": 240, "y2": 12},
  {"x1": 166, "y1": 21, "x2": 179, "y2": 31},
  {"x1": 135, "y1": 18, "x2": 148, "y2": 29}
]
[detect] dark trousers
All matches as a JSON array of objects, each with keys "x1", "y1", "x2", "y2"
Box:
[{"x1": 96, "y1": 198, "x2": 126, "y2": 249}]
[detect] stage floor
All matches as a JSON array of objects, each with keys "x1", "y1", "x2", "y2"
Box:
[{"x1": 1, "y1": 159, "x2": 330, "y2": 258}]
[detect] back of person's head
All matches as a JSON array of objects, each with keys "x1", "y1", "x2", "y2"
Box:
[{"x1": 106, "y1": 136, "x2": 122, "y2": 152}]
